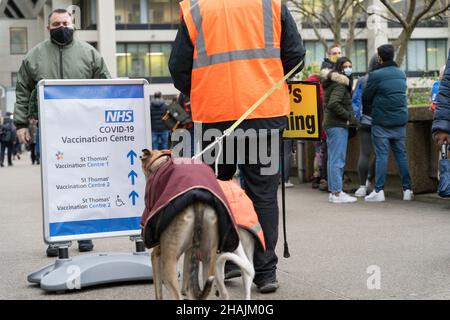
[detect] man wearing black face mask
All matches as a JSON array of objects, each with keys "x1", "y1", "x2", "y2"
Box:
[{"x1": 14, "y1": 8, "x2": 111, "y2": 257}]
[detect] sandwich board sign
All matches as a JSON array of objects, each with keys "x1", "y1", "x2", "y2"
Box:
[{"x1": 38, "y1": 79, "x2": 151, "y2": 243}]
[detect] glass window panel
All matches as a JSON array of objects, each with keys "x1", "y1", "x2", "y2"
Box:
[
  {"x1": 407, "y1": 40, "x2": 426, "y2": 72},
  {"x1": 74, "y1": 0, "x2": 97, "y2": 29},
  {"x1": 10, "y1": 28, "x2": 27, "y2": 54},
  {"x1": 149, "y1": 43, "x2": 171, "y2": 77},
  {"x1": 116, "y1": 43, "x2": 128, "y2": 77},
  {"x1": 427, "y1": 39, "x2": 447, "y2": 72},
  {"x1": 171, "y1": 0, "x2": 180, "y2": 24},
  {"x1": 115, "y1": 0, "x2": 127, "y2": 24},
  {"x1": 127, "y1": 43, "x2": 146, "y2": 77},
  {"x1": 149, "y1": 0, "x2": 172, "y2": 24},
  {"x1": 304, "y1": 41, "x2": 327, "y2": 68},
  {"x1": 350, "y1": 40, "x2": 367, "y2": 73},
  {"x1": 127, "y1": 0, "x2": 142, "y2": 24}
]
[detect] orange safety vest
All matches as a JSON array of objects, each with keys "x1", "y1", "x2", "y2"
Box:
[
  {"x1": 179, "y1": 0, "x2": 290, "y2": 123},
  {"x1": 217, "y1": 179, "x2": 266, "y2": 250}
]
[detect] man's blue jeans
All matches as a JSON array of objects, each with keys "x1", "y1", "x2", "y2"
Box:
[
  {"x1": 325, "y1": 127, "x2": 349, "y2": 193},
  {"x1": 371, "y1": 125, "x2": 412, "y2": 192},
  {"x1": 152, "y1": 131, "x2": 170, "y2": 150}
]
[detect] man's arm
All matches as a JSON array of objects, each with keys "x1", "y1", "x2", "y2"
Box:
[
  {"x1": 168, "y1": 20, "x2": 194, "y2": 97},
  {"x1": 362, "y1": 72, "x2": 377, "y2": 111},
  {"x1": 92, "y1": 50, "x2": 111, "y2": 79},
  {"x1": 14, "y1": 60, "x2": 34, "y2": 130},
  {"x1": 280, "y1": 4, "x2": 306, "y2": 75}
]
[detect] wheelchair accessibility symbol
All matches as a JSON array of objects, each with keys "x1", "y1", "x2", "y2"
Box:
[{"x1": 115, "y1": 195, "x2": 126, "y2": 207}]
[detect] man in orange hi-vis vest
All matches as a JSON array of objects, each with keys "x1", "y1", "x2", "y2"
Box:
[{"x1": 169, "y1": 0, "x2": 305, "y2": 294}]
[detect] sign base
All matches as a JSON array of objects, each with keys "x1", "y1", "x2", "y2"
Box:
[{"x1": 27, "y1": 251, "x2": 152, "y2": 292}]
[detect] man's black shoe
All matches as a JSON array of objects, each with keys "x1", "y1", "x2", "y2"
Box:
[
  {"x1": 78, "y1": 240, "x2": 94, "y2": 252},
  {"x1": 257, "y1": 280, "x2": 279, "y2": 293},
  {"x1": 46, "y1": 244, "x2": 59, "y2": 257},
  {"x1": 224, "y1": 269, "x2": 242, "y2": 280}
]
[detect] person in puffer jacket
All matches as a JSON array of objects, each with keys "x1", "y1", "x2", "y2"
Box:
[
  {"x1": 433, "y1": 50, "x2": 450, "y2": 146},
  {"x1": 363, "y1": 44, "x2": 413, "y2": 202},
  {"x1": 321, "y1": 57, "x2": 359, "y2": 204}
]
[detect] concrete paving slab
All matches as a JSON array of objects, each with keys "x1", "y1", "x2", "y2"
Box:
[{"x1": 1, "y1": 154, "x2": 450, "y2": 300}]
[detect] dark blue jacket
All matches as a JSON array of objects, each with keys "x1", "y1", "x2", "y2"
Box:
[
  {"x1": 362, "y1": 61, "x2": 408, "y2": 128},
  {"x1": 150, "y1": 98, "x2": 168, "y2": 132},
  {"x1": 432, "y1": 50, "x2": 450, "y2": 134}
]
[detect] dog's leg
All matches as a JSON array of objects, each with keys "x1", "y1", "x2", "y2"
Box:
[
  {"x1": 239, "y1": 230, "x2": 255, "y2": 300},
  {"x1": 201, "y1": 205, "x2": 219, "y2": 290},
  {"x1": 159, "y1": 208, "x2": 195, "y2": 300},
  {"x1": 181, "y1": 250, "x2": 191, "y2": 297},
  {"x1": 151, "y1": 246, "x2": 163, "y2": 300}
]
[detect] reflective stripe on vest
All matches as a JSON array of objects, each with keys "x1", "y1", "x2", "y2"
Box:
[{"x1": 190, "y1": 0, "x2": 279, "y2": 69}]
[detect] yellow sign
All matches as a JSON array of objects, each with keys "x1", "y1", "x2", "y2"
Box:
[{"x1": 283, "y1": 82, "x2": 320, "y2": 140}]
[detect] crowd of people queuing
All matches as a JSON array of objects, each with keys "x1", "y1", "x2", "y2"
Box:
[{"x1": 303, "y1": 43, "x2": 446, "y2": 204}]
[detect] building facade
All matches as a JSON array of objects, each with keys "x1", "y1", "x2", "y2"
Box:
[{"x1": 0, "y1": 0, "x2": 449, "y2": 115}]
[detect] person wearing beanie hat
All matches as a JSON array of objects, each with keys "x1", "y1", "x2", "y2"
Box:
[{"x1": 363, "y1": 44, "x2": 413, "y2": 202}]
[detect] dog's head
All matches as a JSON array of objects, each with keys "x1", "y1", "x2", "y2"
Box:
[{"x1": 140, "y1": 149, "x2": 172, "y2": 178}]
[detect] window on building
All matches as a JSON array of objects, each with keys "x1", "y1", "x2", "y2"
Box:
[
  {"x1": 350, "y1": 41, "x2": 367, "y2": 73},
  {"x1": 403, "y1": 39, "x2": 447, "y2": 74},
  {"x1": 116, "y1": 42, "x2": 172, "y2": 82},
  {"x1": 10, "y1": 28, "x2": 27, "y2": 54},
  {"x1": 304, "y1": 40, "x2": 367, "y2": 73},
  {"x1": 74, "y1": 0, "x2": 97, "y2": 30},
  {"x1": 115, "y1": 0, "x2": 180, "y2": 29}
]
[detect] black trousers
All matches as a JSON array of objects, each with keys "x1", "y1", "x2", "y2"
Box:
[
  {"x1": 201, "y1": 124, "x2": 280, "y2": 284},
  {"x1": 0, "y1": 141, "x2": 14, "y2": 165}
]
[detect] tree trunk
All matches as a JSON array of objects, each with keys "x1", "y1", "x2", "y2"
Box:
[{"x1": 394, "y1": 29, "x2": 412, "y2": 67}]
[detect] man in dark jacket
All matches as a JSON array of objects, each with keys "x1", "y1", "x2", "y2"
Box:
[
  {"x1": 363, "y1": 44, "x2": 413, "y2": 202},
  {"x1": 169, "y1": 0, "x2": 305, "y2": 294},
  {"x1": 14, "y1": 8, "x2": 110, "y2": 256},
  {"x1": 150, "y1": 91, "x2": 169, "y2": 150},
  {"x1": 432, "y1": 50, "x2": 450, "y2": 146},
  {"x1": 0, "y1": 112, "x2": 17, "y2": 167},
  {"x1": 321, "y1": 45, "x2": 341, "y2": 70}
]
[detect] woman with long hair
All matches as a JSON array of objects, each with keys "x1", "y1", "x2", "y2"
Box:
[{"x1": 321, "y1": 57, "x2": 358, "y2": 203}]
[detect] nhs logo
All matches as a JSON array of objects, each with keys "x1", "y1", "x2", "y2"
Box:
[{"x1": 105, "y1": 110, "x2": 134, "y2": 123}]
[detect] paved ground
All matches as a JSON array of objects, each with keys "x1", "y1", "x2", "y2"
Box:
[{"x1": 1, "y1": 153, "x2": 450, "y2": 300}]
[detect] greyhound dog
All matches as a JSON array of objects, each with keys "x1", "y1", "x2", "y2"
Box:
[{"x1": 140, "y1": 149, "x2": 219, "y2": 300}]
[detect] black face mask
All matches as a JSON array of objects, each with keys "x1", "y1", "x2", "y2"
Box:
[{"x1": 50, "y1": 27, "x2": 74, "y2": 46}]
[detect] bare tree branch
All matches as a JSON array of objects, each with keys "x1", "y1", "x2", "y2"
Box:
[
  {"x1": 379, "y1": 0, "x2": 408, "y2": 29},
  {"x1": 422, "y1": 3, "x2": 450, "y2": 20}
]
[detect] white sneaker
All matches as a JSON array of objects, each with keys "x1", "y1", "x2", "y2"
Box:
[
  {"x1": 365, "y1": 190, "x2": 385, "y2": 202},
  {"x1": 403, "y1": 189, "x2": 414, "y2": 201},
  {"x1": 330, "y1": 192, "x2": 357, "y2": 204},
  {"x1": 284, "y1": 181, "x2": 294, "y2": 188},
  {"x1": 354, "y1": 186, "x2": 367, "y2": 197}
]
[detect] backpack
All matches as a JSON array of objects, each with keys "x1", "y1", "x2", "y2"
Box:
[{"x1": 161, "y1": 102, "x2": 192, "y2": 132}]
